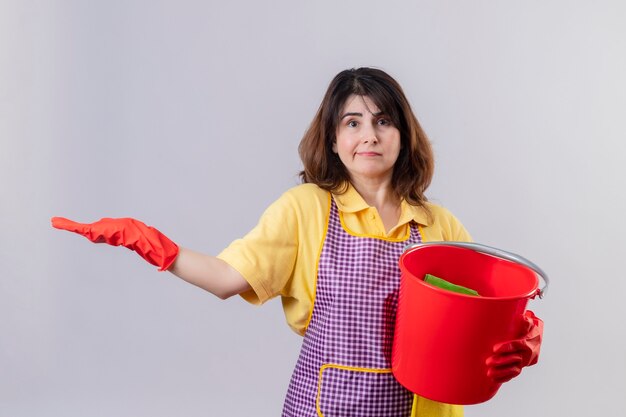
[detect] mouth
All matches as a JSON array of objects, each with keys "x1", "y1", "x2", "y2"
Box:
[{"x1": 356, "y1": 152, "x2": 381, "y2": 157}]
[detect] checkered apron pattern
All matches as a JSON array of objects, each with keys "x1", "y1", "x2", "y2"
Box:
[{"x1": 282, "y1": 197, "x2": 423, "y2": 417}]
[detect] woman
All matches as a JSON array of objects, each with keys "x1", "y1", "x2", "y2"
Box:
[{"x1": 52, "y1": 67, "x2": 542, "y2": 416}]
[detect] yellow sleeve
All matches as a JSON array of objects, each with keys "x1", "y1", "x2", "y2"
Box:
[
  {"x1": 216, "y1": 184, "x2": 330, "y2": 336},
  {"x1": 420, "y1": 203, "x2": 472, "y2": 243},
  {"x1": 217, "y1": 190, "x2": 300, "y2": 305}
]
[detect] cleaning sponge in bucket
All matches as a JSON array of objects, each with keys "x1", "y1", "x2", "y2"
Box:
[{"x1": 424, "y1": 274, "x2": 480, "y2": 296}]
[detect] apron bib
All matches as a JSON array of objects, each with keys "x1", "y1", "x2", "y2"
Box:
[{"x1": 282, "y1": 197, "x2": 422, "y2": 416}]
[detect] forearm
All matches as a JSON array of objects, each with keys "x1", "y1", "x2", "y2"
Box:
[{"x1": 167, "y1": 247, "x2": 251, "y2": 300}]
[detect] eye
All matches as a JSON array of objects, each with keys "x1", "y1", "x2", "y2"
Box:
[
  {"x1": 347, "y1": 120, "x2": 358, "y2": 128},
  {"x1": 377, "y1": 118, "x2": 391, "y2": 126}
]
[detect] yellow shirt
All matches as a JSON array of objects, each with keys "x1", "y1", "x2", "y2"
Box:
[
  {"x1": 218, "y1": 183, "x2": 470, "y2": 416},
  {"x1": 218, "y1": 183, "x2": 472, "y2": 334}
]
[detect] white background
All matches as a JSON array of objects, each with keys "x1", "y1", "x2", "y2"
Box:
[{"x1": 2, "y1": 1, "x2": 625, "y2": 416}]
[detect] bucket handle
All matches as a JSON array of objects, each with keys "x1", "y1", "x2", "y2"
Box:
[{"x1": 405, "y1": 242, "x2": 549, "y2": 298}]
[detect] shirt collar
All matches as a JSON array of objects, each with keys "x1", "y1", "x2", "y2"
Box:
[
  {"x1": 399, "y1": 199, "x2": 432, "y2": 226},
  {"x1": 333, "y1": 183, "x2": 370, "y2": 213},
  {"x1": 332, "y1": 183, "x2": 432, "y2": 226}
]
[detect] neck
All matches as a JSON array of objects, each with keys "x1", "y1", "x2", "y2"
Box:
[
  {"x1": 349, "y1": 176, "x2": 402, "y2": 234},
  {"x1": 349, "y1": 176, "x2": 399, "y2": 210}
]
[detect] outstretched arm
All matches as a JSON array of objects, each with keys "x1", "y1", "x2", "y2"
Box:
[
  {"x1": 51, "y1": 217, "x2": 251, "y2": 299},
  {"x1": 168, "y1": 247, "x2": 250, "y2": 299}
]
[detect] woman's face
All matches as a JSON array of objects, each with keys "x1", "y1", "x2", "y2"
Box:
[{"x1": 333, "y1": 94, "x2": 401, "y2": 184}]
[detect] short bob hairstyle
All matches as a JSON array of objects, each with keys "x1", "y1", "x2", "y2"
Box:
[{"x1": 299, "y1": 67, "x2": 434, "y2": 208}]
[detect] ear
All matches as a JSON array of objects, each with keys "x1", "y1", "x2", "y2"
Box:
[{"x1": 332, "y1": 141, "x2": 338, "y2": 154}]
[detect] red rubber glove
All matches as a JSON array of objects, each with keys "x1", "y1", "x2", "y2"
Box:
[
  {"x1": 51, "y1": 217, "x2": 179, "y2": 271},
  {"x1": 485, "y1": 310, "x2": 544, "y2": 383}
]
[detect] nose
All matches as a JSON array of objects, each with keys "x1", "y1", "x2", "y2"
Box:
[{"x1": 361, "y1": 124, "x2": 379, "y2": 144}]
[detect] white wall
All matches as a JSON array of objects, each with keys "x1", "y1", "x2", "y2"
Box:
[{"x1": 2, "y1": 1, "x2": 625, "y2": 416}]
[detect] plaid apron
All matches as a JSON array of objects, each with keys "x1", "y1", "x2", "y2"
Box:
[{"x1": 282, "y1": 197, "x2": 422, "y2": 416}]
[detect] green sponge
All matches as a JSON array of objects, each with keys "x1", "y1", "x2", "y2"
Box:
[{"x1": 424, "y1": 274, "x2": 480, "y2": 296}]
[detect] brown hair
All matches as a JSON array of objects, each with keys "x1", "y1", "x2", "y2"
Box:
[{"x1": 298, "y1": 67, "x2": 434, "y2": 207}]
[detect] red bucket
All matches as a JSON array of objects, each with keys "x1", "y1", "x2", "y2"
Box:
[{"x1": 392, "y1": 242, "x2": 548, "y2": 405}]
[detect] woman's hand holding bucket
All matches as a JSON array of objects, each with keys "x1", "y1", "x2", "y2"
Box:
[{"x1": 485, "y1": 310, "x2": 544, "y2": 383}]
